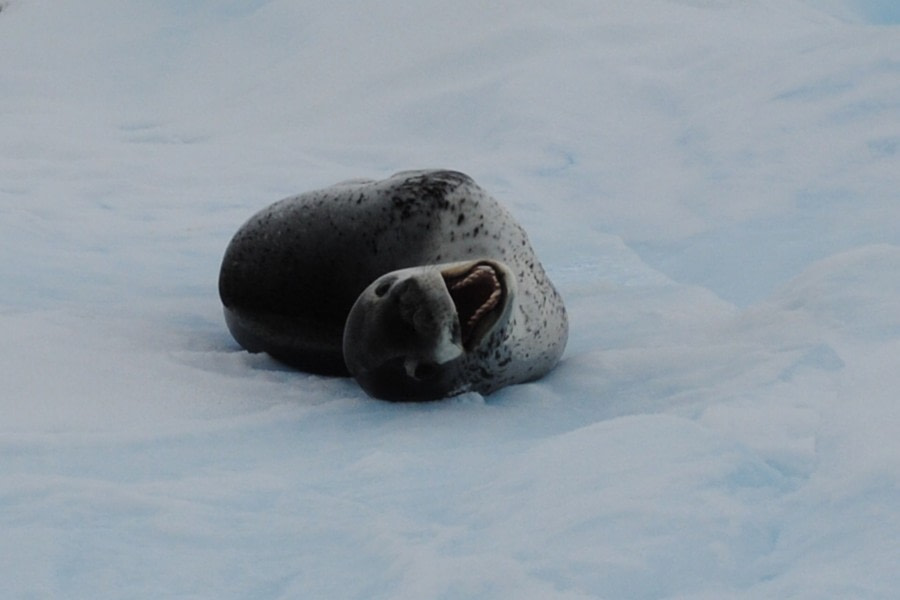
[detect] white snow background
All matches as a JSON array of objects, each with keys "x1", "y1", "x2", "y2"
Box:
[{"x1": 2, "y1": 0, "x2": 899, "y2": 597}]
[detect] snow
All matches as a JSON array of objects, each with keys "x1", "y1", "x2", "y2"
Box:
[{"x1": 2, "y1": 0, "x2": 899, "y2": 597}]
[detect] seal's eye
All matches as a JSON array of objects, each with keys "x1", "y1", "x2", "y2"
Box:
[{"x1": 374, "y1": 280, "x2": 392, "y2": 297}]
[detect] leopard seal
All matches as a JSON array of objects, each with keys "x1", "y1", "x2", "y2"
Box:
[{"x1": 218, "y1": 169, "x2": 568, "y2": 401}]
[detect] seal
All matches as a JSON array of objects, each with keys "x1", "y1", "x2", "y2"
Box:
[{"x1": 218, "y1": 169, "x2": 568, "y2": 401}]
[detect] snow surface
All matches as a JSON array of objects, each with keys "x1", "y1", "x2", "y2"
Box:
[{"x1": 2, "y1": 0, "x2": 899, "y2": 597}]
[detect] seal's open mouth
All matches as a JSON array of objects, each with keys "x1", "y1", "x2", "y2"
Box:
[{"x1": 443, "y1": 262, "x2": 506, "y2": 349}]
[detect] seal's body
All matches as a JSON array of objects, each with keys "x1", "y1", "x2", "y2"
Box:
[{"x1": 219, "y1": 169, "x2": 567, "y2": 400}]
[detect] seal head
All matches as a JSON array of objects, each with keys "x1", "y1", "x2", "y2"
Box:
[{"x1": 343, "y1": 259, "x2": 515, "y2": 401}]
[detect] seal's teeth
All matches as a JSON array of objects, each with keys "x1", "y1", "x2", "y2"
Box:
[
  {"x1": 467, "y1": 286, "x2": 502, "y2": 327},
  {"x1": 450, "y1": 265, "x2": 496, "y2": 291}
]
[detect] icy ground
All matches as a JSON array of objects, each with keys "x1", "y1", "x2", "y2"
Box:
[{"x1": 2, "y1": 0, "x2": 900, "y2": 597}]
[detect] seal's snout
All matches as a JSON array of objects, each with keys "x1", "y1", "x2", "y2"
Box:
[
  {"x1": 375, "y1": 272, "x2": 463, "y2": 364},
  {"x1": 385, "y1": 278, "x2": 456, "y2": 349}
]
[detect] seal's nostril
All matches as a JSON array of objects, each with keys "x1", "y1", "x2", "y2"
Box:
[{"x1": 375, "y1": 280, "x2": 392, "y2": 297}]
